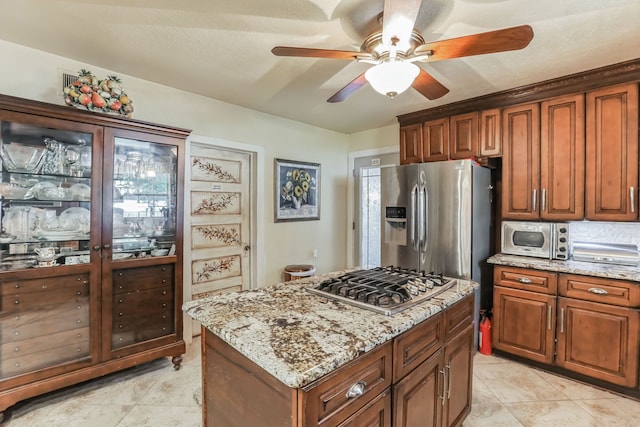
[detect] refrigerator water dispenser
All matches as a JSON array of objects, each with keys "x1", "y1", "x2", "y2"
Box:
[{"x1": 384, "y1": 206, "x2": 407, "y2": 246}]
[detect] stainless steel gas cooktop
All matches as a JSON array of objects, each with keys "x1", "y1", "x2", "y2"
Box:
[{"x1": 306, "y1": 266, "x2": 456, "y2": 316}]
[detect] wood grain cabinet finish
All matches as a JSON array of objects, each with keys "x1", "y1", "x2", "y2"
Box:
[
  {"x1": 556, "y1": 296, "x2": 639, "y2": 387},
  {"x1": 540, "y1": 94, "x2": 585, "y2": 220},
  {"x1": 585, "y1": 83, "x2": 639, "y2": 220},
  {"x1": 494, "y1": 266, "x2": 640, "y2": 391},
  {"x1": 0, "y1": 94, "x2": 187, "y2": 419},
  {"x1": 423, "y1": 118, "x2": 450, "y2": 162},
  {"x1": 399, "y1": 123, "x2": 423, "y2": 165},
  {"x1": 201, "y1": 295, "x2": 474, "y2": 427},
  {"x1": 493, "y1": 285, "x2": 556, "y2": 364},
  {"x1": 501, "y1": 103, "x2": 540, "y2": 219},
  {"x1": 449, "y1": 112, "x2": 478, "y2": 160},
  {"x1": 479, "y1": 108, "x2": 501, "y2": 157}
]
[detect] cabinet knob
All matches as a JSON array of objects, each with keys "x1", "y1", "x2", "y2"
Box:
[
  {"x1": 103, "y1": 244, "x2": 111, "y2": 250},
  {"x1": 93, "y1": 245, "x2": 101, "y2": 251},
  {"x1": 345, "y1": 381, "x2": 366, "y2": 399}
]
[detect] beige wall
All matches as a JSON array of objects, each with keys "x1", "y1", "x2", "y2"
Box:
[
  {"x1": 348, "y1": 123, "x2": 399, "y2": 153},
  {"x1": 0, "y1": 39, "x2": 361, "y2": 286}
]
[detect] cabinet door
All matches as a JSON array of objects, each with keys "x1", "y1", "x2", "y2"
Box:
[
  {"x1": 501, "y1": 103, "x2": 540, "y2": 219},
  {"x1": 334, "y1": 389, "x2": 391, "y2": 427},
  {"x1": 423, "y1": 118, "x2": 450, "y2": 162},
  {"x1": 442, "y1": 325, "x2": 473, "y2": 427},
  {"x1": 399, "y1": 124, "x2": 423, "y2": 165},
  {"x1": 493, "y1": 286, "x2": 555, "y2": 364},
  {"x1": 540, "y1": 94, "x2": 585, "y2": 220},
  {"x1": 556, "y1": 297, "x2": 640, "y2": 387},
  {"x1": 102, "y1": 128, "x2": 184, "y2": 357},
  {"x1": 479, "y1": 109, "x2": 501, "y2": 157},
  {"x1": 585, "y1": 83, "x2": 639, "y2": 220},
  {"x1": 449, "y1": 112, "x2": 478, "y2": 160},
  {"x1": 393, "y1": 349, "x2": 443, "y2": 427}
]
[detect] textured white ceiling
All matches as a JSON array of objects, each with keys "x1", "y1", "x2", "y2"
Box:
[{"x1": 1, "y1": 0, "x2": 639, "y2": 134}]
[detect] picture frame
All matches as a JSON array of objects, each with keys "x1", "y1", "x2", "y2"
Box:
[{"x1": 274, "y1": 158, "x2": 320, "y2": 222}]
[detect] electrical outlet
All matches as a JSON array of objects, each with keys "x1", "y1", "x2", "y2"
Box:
[{"x1": 312, "y1": 249, "x2": 318, "y2": 260}]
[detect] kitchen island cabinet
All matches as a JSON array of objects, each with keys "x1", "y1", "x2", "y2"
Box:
[{"x1": 184, "y1": 272, "x2": 477, "y2": 427}]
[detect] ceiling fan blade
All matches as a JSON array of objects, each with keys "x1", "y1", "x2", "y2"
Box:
[
  {"x1": 382, "y1": 0, "x2": 422, "y2": 49},
  {"x1": 412, "y1": 69, "x2": 449, "y2": 100},
  {"x1": 327, "y1": 73, "x2": 368, "y2": 103},
  {"x1": 271, "y1": 46, "x2": 369, "y2": 60},
  {"x1": 414, "y1": 25, "x2": 534, "y2": 61}
]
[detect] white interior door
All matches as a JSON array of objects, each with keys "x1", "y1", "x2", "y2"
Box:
[{"x1": 185, "y1": 142, "x2": 254, "y2": 338}]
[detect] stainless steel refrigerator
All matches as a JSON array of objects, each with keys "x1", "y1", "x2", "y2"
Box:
[{"x1": 380, "y1": 159, "x2": 492, "y2": 341}]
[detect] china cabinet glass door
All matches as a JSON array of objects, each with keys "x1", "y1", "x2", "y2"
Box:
[
  {"x1": 105, "y1": 131, "x2": 180, "y2": 351},
  {"x1": 0, "y1": 111, "x2": 101, "y2": 379}
]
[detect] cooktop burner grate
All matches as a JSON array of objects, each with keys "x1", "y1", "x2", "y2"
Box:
[{"x1": 307, "y1": 266, "x2": 457, "y2": 315}]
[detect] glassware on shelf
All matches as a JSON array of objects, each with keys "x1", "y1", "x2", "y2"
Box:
[{"x1": 1, "y1": 142, "x2": 46, "y2": 173}]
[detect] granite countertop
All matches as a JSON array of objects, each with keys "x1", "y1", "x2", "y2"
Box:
[
  {"x1": 183, "y1": 270, "x2": 478, "y2": 389},
  {"x1": 487, "y1": 253, "x2": 640, "y2": 283}
]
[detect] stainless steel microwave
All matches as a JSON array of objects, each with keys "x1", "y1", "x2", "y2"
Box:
[{"x1": 501, "y1": 221, "x2": 569, "y2": 260}]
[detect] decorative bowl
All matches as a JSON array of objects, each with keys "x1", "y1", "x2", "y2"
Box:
[
  {"x1": 1, "y1": 143, "x2": 46, "y2": 173},
  {"x1": 151, "y1": 248, "x2": 169, "y2": 257}
]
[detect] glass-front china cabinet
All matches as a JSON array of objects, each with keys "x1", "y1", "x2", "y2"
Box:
[{"x1": 0, "y1": 94, "x2": 188, "y2": 421}]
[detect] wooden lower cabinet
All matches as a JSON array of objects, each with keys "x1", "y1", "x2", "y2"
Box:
[
  {"x1": 556, "y1": 297, "x2": 640, "y2": 387},
  {"x1": 493, "y1": 266, "x2": 640, "y2": 392},
  {"x1": 493, "y1": 286, "x2": 555, "y2": 364},
  {"x1": 202, "y1": 294, "x2": 474, "y2": 427}
]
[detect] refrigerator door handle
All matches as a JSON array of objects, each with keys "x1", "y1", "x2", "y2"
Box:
[
  {"x1": 421, "y1": 184, "x2": 428, "y2": 249},
  {"x1": 411, "y1": 184, "x2": 419, "y2": 251}
]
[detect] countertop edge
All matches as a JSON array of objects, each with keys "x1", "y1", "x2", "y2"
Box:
[{"x1": 487, "y1": 253, "x2": 640, "y2": 282}]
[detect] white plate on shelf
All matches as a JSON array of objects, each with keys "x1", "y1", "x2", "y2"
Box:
[
  {"x1": 113, "y1": 252, "x2": 133, "y2": 260},
  {"x1": 69, "y1": 183, "x2": 91, "y2": 201},
  {"x1": 59, "y1": 207, "x2": 90, "y2": 233}
]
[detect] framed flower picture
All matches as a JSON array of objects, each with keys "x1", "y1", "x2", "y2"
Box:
[{"x1": 274, "y1": 158, "x2": 320, "y2": 222}]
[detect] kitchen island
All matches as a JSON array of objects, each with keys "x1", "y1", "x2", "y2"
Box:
[{"x1": 183, "y1": 270, "x2": 478, "y2": 426}]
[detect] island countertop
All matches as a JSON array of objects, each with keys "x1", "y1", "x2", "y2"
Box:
[
  {"x1": 183, "y1": 270, "x2": 478, "y2": 389},
  {"x1": 487, "y1": 253, "x2": 640, "y2": 283}
]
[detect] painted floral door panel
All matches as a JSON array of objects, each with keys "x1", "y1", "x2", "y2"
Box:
[{"x1": 187, "y1": 144, "x2": 251, "y2": 302}]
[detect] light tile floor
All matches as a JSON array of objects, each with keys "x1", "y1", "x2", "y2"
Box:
[{"x1": 3, "y1": 338, "x2": 640, "y2": 426}]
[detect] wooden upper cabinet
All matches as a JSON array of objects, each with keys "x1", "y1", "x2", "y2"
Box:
[
  {"x1": 501, "y1": 103, "x2": 540, "y2": 220},
  {"x1": 449, "y1": 112, "x2": 478, "y2": 160},
  {"x1": 399, "y1": 123, "x2": 423, "y2": 165},
  {"x1": 423, "y1": 118, "x2": 450, "y2": 162},
  {"x1": 585, "y1": 83, "x2": 639, "y2": 221},
  {"x1": 479, "y1": 108, "x2": 501, "y2": 157},
  {"x1": 540, "y1": 94, "x2": 585, "y2": 220}
]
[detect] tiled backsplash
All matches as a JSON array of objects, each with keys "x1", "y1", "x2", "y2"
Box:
[{"x1": 569, "y1": 221, "x2": 640, "y2": 248}]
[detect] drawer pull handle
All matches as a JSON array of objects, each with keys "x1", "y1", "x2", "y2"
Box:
[
  {"x1": 517, "y1": 277, "x2": 532, "y2": 284},
  {"x1": 14, "y1": 299, "x2": 19, "y2": 305},
  {"x1": 588, "y1": 287, "x2": 608, "y2": 295},
  {"x1": 345, "y1": 381, "x2": 366, "y2": 399},
  {"x1": 560, "y1": 307, "x2": 565, "y2": 334}
]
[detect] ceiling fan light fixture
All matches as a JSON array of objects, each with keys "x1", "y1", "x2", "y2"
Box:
[{"x1": 364, "y1": 61, "x2": 419, "y2": 98}]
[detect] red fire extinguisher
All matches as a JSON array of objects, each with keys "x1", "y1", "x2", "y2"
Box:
[{"x1": 479, "y1": 310, "x2": 492, "y2": 355}]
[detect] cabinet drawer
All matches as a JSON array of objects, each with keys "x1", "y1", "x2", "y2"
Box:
[
  {"x1": 1, "y1": 285, "x2": 89, "y2": 312},
  {"x1": 302, "y1": 341, "x2": 392, "y2": 426},
  {"x1": 444, "y1": 293, "x2": 474, "y2": 341},
  {"x1": 113, "y1": 264, "x2": 174, "y2": 294},
  {"x1": 112, "y1": 315, "x2": 174, "y2": 348},
  {"x1": 1, "y1": 326, "x2": 89, "y2": 359},
  {"x1": 0, "y1": 303, "x2": 90, "y2": 344},
  {"x1": 113, "y1": 286, "x2": 173, "y2": 316},
  {"x1": 393, "y1": 312, "x2": 443, "y2": 382},
  {"x1": 1, "y1": 336, "x2": 90, "y2": 378},
  {"x1": 494, "y1": 266, "x2": 557, "y2": 294},
  {"x1": 323, "y1": 388, "x2": 391, "y2": 427},
  {"x1": 1, "y1": 274, "x2": 89, "y2": 296},
  {"x1": 559, "y1": 274, "x2": 640, "y2": 308}
]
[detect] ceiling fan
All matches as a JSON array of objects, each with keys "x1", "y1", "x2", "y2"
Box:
[{"x1": 271, "y1": 0, "x2": 534, "y2": 103}]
